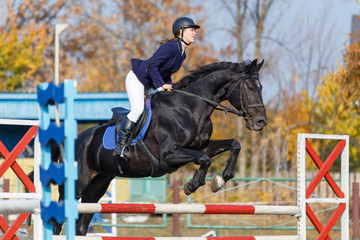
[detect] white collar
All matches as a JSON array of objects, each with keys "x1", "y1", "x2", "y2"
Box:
[{"x1": 181, "y1": 42, "x2": 186, "y2": 54}]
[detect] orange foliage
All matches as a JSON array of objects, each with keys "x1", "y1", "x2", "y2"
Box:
[
  {"x1": 58, "y1": 0, "x2": 217, "y2": 92},
  {"x1": 1, "y1": 0, "x2": 217, "y2": 92}
]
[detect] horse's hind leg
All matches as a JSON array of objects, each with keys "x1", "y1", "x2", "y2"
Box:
[
  {"x1": 76, "y1": 175, "x2": 114, "y2": 236},
  {"x1": 164, "y1": 146, "x2": 211, "y2": 195},
  {"x1": 51, "y1": 143, "x2": 65, "y2": 235},
  {"x1": 53, "y1": 183, "x2": 65, "y2": 235}
]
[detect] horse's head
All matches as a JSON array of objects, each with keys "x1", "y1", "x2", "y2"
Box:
[{"x1": 227, "y1": 59, "x2": 268, "y2": 131}]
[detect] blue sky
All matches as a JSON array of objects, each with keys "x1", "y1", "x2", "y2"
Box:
[
  {"x1": 206, "y1": 0, "x2": 359, "y2": 63},
  {"x1": 1, "y1": 0, "x2": 358, "y2": 101},
  {"x1": 203, "y1": 0, "x2": 360, "y2": 102},
  {"x1": 288, "y1": 0, "x2": 359, "y2": 63}
]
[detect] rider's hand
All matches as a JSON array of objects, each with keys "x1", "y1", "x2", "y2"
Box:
[{"x1": 162, "y1": 84, "x2": 173, "y2": 91}]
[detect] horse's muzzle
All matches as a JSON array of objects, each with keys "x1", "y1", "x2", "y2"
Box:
[{"x1": 246, "y1": 116, "x2": 268, "y2": 131}]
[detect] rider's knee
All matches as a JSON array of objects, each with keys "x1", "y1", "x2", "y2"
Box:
[{"x1": 128, "y1": 107, "x2": 144, "y2": 122}]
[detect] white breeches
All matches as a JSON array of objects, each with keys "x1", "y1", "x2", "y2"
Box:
[{"x1": 125, "y1": 70, "x2": 144, "y2": 123}]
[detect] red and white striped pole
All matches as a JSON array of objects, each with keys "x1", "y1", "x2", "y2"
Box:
[
  {"x1": 77, "y1": 203, "x2": 299, "y2": 215},
  {"x1": 0, "y1": 201, "x2": 299, "y2": 216}
]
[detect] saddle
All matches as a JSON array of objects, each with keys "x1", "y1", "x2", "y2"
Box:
[
  {"x1": 103, "y1": 98, "x2": 151, "y2": 150},
  {"x1": 102, "y1": 98, "x2": 173, "y2": 177}
]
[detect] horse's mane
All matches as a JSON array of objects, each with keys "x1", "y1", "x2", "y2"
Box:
[{"x1": 173, "y1": 61, "x2": 250, "y2": 90}]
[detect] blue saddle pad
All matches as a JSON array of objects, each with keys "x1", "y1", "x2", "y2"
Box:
[
  {"x1": 103, "y1": 98, "x2": 152, "y2": 150},
  {"x1": 103, "y1": 125, "x2": 117, "y2": 150}
]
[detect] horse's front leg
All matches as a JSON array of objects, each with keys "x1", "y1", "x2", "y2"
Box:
[
  {"x1": 202, "y1": 139, "x2": 240, "y2": 192},
  {"x1": 164, "y1": 146, "x2": 211, "y2": 195}
]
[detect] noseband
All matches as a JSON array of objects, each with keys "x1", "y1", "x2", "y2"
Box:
[
  {"x1": 226, "y1": 80, "x2": 265, "y2": 120},
  {"x1": 173, "y1": 79, "x2": 265, "y2": 119}
]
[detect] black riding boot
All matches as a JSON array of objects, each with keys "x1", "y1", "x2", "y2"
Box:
[{"x1": 113, "y1": 117, "x2": 136, "y2": 160}]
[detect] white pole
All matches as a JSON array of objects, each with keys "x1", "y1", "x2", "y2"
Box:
[
  {"x1": 33, "y1": 134, "x2": 43, "y2": 240},
  {"x1": 111, "y1": 179, "x2": 117, "y2": 236},
  {"x1": 54, "y1": 24, "x2": 68, "y2": 127},
  {"x1": 0, "y1": 200, "x2": 40, "y2": 214},
  {"x1": 297, "y1": 133, "x2": 306, "y2": 240},
  {"x1": 342, "y1": 135, "x2": 349, "y2": 240},
  {"x1": 55, "y1": 24, "x2": 68, "y2": 85}
]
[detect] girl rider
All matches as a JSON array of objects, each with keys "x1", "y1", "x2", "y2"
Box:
[{"x1": 113, "y1": 17, "x2": 200, "y2": 160}]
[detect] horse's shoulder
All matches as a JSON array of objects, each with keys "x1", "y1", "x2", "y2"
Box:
[
  {"x1": 151, "y1": 91, "x2": 184, "y2": 109},
  {"x1": 93, "y1": 124, "x2": 108, "y2": 133},
  {"x1": 78, "y1": 125, "x2": 101, "y2": 135}
]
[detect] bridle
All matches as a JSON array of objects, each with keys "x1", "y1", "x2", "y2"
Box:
[
  {"x1": 226, "y1": 79, "x2": 265, "y2": 120},
  {"x1": 173, "y1": 78, "x2": 265, "y2": 120}
]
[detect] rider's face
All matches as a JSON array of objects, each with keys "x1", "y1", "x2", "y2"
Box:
[{"x1": 182, "y1": 27, "x2": 197, "y2": 44}]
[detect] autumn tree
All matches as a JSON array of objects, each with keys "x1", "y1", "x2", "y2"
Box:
[
  {"x1": 0, "y1": 2, "x2": 50, "y2": 91},
  {"x1": 207, "y1": 0, "x2": 350, "y2": 178},
  {"x1": 247, "y1": 0, "x2": 275, "y2": 178},
  {"x1": 1, "y1": 0, "x2": 216, "y2": 93},
  {"x1": 58, "y1": 0, "x2": 217, "y2": 92},
  {"x1": 314, "y1": 35, "x2": 360, "y2": 169},
  {"x1": 1, "y1": 0, "x2": 71, "y2": 88},
  {"x1": 343, "y1": 29, "x2": 360, "y2": 106},
  {"x1": 211, "y1": 0, "x2": 249, "y2": 177},
  {"x1": 209, "y1": 0, "x2": 278, "y2": 177}
]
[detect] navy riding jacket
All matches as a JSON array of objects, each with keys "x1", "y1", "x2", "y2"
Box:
[{"x1": 131, "y1": 39, "x2": 186, "y2": 89}]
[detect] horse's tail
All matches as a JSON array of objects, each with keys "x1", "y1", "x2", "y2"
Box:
[{"x1": 51, "y1": 142, "x2": 63, "y2": 163}]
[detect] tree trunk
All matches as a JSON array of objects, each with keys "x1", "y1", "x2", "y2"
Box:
[
  {"x1": 250, "y1": 131, "x2": 260, "y2": 178},
  {"x1": 237, "y1": 118, "x2": 247, "y2": 177},
  {"x1": 250, "y1": 0, "x2": 265, "y2": 178},
  {"x1": 235, "y1": 0, "x2": 247, "y2": 177}
]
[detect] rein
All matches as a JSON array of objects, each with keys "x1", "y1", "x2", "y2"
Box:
[
  {"x1": 173, "y1": 89, "x2": 264, "y2": 120},
  {"x1": 173, "y1": 89, "x2": 244, "y2": 116},
  {"x1": 173, "y1": 76, "x2": 265, "y2": 119}
]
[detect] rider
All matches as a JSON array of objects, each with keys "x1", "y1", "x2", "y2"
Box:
[{"x1": 113, "y1": 17, "x2": 200, "y2": 160}]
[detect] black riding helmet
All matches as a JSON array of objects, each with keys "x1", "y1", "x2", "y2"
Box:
[{"x1": 172, "y1": 17, "x2": 200, "y2": 45}]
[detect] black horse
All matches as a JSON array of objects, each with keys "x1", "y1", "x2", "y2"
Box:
[{"x1": 54, "y1": 59, "x2": 268, "y2": 235}]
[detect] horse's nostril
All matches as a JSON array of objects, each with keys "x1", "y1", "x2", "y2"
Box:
[{"x1": 257, "y1": 119, "x2": 268, "y2": 127}]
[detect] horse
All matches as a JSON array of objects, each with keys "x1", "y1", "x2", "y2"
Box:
[{"x1": 53, "y1": 59, "x2": 268, "y2": 235}]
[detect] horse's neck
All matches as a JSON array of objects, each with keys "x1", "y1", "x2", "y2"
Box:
[
  {"x1": 177, "y1": 71, "x2": 231, "y2": 121},
  {"x1": 187, "y1": 71, "x2": 230, "y2": 102}
]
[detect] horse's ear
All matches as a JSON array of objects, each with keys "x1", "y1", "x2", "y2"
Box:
[
  {"x1": 246, "y1": 59, "x2": 258, "y2": 73},
  {"x1": 256, "y1": 59, "x2": 264, "y2": 71}
]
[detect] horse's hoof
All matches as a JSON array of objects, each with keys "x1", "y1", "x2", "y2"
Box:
[
  {"x1": 184, "y1": 181, "x2": 194, "y2": 195},
  {"x1": 211, "y1": 175, "x2": 225, "y2": 192}
]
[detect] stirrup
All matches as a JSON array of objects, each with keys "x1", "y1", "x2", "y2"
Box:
[
  {"x1": 113, "y1": 145, "x2": 122, "y2": 157},
  {"x1": 113, "y1": 145, "x2": 130, "y2": 161}
]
